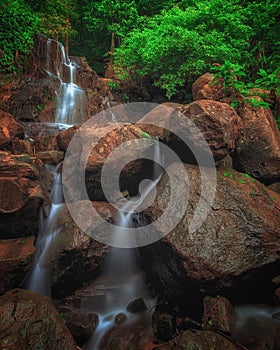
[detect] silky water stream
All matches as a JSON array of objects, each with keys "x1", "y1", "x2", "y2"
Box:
[{"x1": 83, "y1": 140, "x2": 163, "y2": 350}]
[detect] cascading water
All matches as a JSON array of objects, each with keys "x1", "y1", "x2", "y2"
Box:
[
  {"x1": 84, "y1": 140, "x2": 163, "y2": 350},
  {"x1": 25, "y1": 37, "x2": 88, "y2": 294},
  {"x1": 44, "y1": 37, "x2": 88, "y2": 125},
  {"x1": 26, "y1": 164, "x2": 64, "y2": 296}
]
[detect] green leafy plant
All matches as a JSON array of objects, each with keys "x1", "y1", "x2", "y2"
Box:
[
  {"x1": 108, "y1": 80, "x2": 120, "y2": 92},
  {"x1": 0, "y1": 0, "x2": 39, "y2": 73}
]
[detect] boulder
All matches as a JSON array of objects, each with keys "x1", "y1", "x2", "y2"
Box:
[
  {"x1": 165, "y1": 100, "x2": 243, "y2": 161},
  {"x1": 0, "y1": 152, "x2": 45, "y2": 238},
  {"x1": 159, "y1": 329, "x2": 240, "y2": 350},
  {"x1": 0, "y1": 288, "x2": 77, "y2": 350},
  {"x1": 63, "y1": 123, "x2": 155, "y2": 201},
  {"x1": 233, "y1": 99, "x2": 280, "y2": 184},
  {"x1": 57, "y1": 125, "x2": 80, "y2": 151},
  {"x1": 0, "y1": 110, "x2": 25, "y2": 138},
  {"x1": 44, "y1": 202, "x2": 115, "y2": 298},
  {"x1": 152, "y1": 304, "x2": 178, "y2": 341},
  {"x1": 3, "y1": 78, "x2": 56, "y2": 122},
  {"x1": 268, "y1": 182, "x2": 280, "y2": 195},
  {"x1": 35, "y1": 150, "x2": 64, "y2": 165},
  {"x1": 140, "y1": 164, "x2": 280, "y2": 307},
  {"x1": 0, "y1": 236, "x2": 35, "y2": 294},
  {"x1": 202, "y1": 296, "x2": 236, "y2": 334},
  {"x1": 127, "y1": 297, "x2": 147, "y2": 313},
  {"x1": 11, "y1": 138, "x2": 33, "y2": 156},
  {"x1": 0, "y1": 126, "x2": 11, "y2": 150},
  {"x1": 192, "y1": 73, "x2": 219, "y2": 101},
  {"x1": 97, "y1": 318, "x2": 155, "y2": 350},
  {"x1": 56, "y1": 305, "x2": 99, "y2": 346}
]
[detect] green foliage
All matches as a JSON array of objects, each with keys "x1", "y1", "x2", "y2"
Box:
[
  {"x1": 108, "y1": 80, "x2": 119, "y2": 92},
  {"x1": 36, "y1": 0, "x2": 78, "y2": 42},
  {"x1": 0, "y1": 0, "x2": 38, "y2": 72},
  {"x1": 84, "y1": 0, "x2": 139, "y2": 45},
  {"x1": 114, "y1": 1, "x2": 253, "y2": 99}
]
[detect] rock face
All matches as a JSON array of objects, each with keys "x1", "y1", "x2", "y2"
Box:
[
  {"x1": 3, "y1": 78, "x2": 56, "y2": 122},
  {"x1": 192, "y1": 73, "x2": 219, "y2": 101},
  {"x1": 202, "y1": 296, "x2": 236, "y2": 334},
  {"x1": 165, "y1": 100, "x2": 243, "y2": 161},
  {"x1": 160, "y1": 329, "x2": 240, "y2": 350},
  {"x1": 45, "y1": 202, "x2": 114, "y2": 298},
  {"x1": 0, "y1": 152, "x2": 45, "y2": 238},
  {"x1": 56, "y1": 305, "x2": 99, "y2": 346},
  {"x1": 0, "y1": 288, "x2": 77, "y2": 350},
  {"x1": 140, "y1": 163, "x2": 280, "y2": 307},
  {"x1": 0, "y1": 110, "x2": 25, "y2": 139},
  {"x1": 0, "y1": 110, "x2": 25, "y2": 151},
  {"x1": 233, "y1": 99, "x2": 280, "y2": 184},
  {"x1": 63, "y1": 123, "x2": 154, "y2": 201},
  {"x1": 0, "y1": 236, "x2": 35, "y2": 294}
]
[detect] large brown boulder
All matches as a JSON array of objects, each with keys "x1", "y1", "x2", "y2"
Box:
[
  {"x1": 233, "y1": 99, "x2": 280, "y2": 184},
  {"x1": 63, "y1": 123, "x2": 155, "y2": 201},
  {"x1": 0, "y1": 236, "x2": 35, "y2": 295},
  {"x1": 0, "y1": 288, "x2": 77, "y2": 350},
  {"x1": 165, "y1": 100, "x2": 243, "y2": 161},
  {"x1": 0, "y1": 152, "x2": 45, "y2": 238},
  {"x1": 140, "y1": 164, "x2": 280, "y2": 307}
]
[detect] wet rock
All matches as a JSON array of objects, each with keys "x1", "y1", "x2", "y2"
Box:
[
  {"x1": 165, "y1": 100, "x2": 243, "y2": 161},
  {"x1": 140, "y1": 164, "x2": 280, "y2": 306},
  {"x1": 46, "y1": 202, "x2": 115, "y2": 298},
  {"x1": 4, "y1": 78, "x2": 56, "y2": 122},
  {"x1": 161, "y1": 329, "x2": 240, "y2": 350},
  {"x1": 233, "y1": 98, "x2": 280, "y2": 184},
  {"x1": 35, "y1": 150, "x2": 64, "y2": 165},
  {"x1": 0, "y1": 288, "x2": 77, "y2": 350},
  {"x1": 115, "y1": 313, "x2": 128, "y2": 325},
  {"x1": 57, "y1": 306, "x2": 99, "y2": 346},
  {"x1": 0, "y1": 109, "x2": 25, "y2": 138},
  {"x1": 11, "y1": 138, "x2": 33, "y2": 155},
  {"x1": 268, "y1": 182, "x2": 280, "y2": 195},
  {"x1": 98, "y1": 317, "x2": 155, "y2": 350},
  {"x1": 127, "y1": 297, "x2": 147, "y2": 313},
  {"x1": 0, "y1": 236, "x2": 35, "y2": 294},
  {"x1": 137, "y1": 104, "x2": 172, "y2": 139},
  {"x1": 57, "y1": 125, "x2": 80, "y2": 151},
  {"x1": 202, "y1": 296, "x2": 236, "y2": 334},
  {"x1": 0, "y1": 126, "x2": 11, "y2": 150},
  {"x1": 152, "y1": 304, "x2": 177, "y2": 341},
  {"x1": 34, "y1": 134, "x2": 60, "y2": 152},
  {"x1": 63, "y1": 123, "x2": 154, "y2": 201},
  {"x1": 0, "y1": 152, "x2": 45, "y2": 238}
]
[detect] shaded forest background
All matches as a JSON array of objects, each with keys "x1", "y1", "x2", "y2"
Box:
[{"x1": 0, "y1": 0, "x2": 279, "y2": 105}]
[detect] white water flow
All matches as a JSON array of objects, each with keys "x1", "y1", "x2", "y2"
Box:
[
  {"x1": 44, "y1": 38, "x2": 88, "y2": 125},
  {"x1": 26, "y1": 165, "x2": 64, "y2": 296},
  {"x1": 233, "y1": 304, "x2": 280, "y2": 349},
  {"x1": 84, "y1": 141, "x2": 163, "y2": 350}
]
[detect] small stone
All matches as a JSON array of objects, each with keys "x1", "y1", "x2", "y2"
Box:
[
  {"x1": 126, "y1": 297, "x2": 147, "y2": 313},
  {"x1": 115, "y1": 313, "x2": 128, "y2": 325}
]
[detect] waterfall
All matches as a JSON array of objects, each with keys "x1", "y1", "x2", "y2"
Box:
[
  {"x1": 43, "y1": 37, "x2": 88, "y2": 125},
  {"x1": 25, "y1": 165, "x2": 64, "y2": 296},
  {"x1": 84, "y1": 140, "x2": 163, "y2": 350}
]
